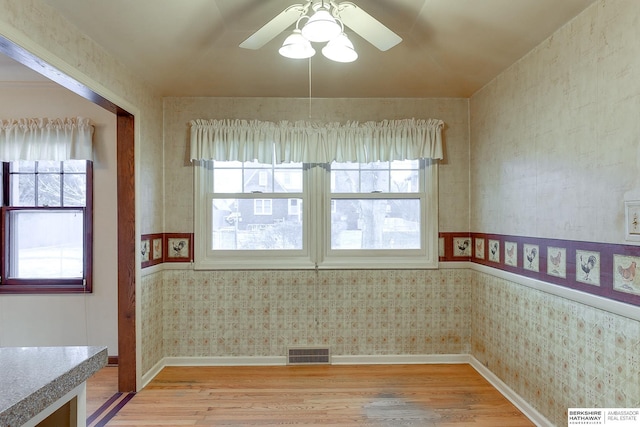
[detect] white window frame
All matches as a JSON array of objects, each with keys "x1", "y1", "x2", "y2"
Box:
[
  {"x1": 319, "y1": 159, "x2": 438, "y2": 269},
  {"x1": 194, "y1": 161, "x2": 314, "y2": 270},
  {"x1": 194, "y1": 160, "x2": 438, "y2": 270}
]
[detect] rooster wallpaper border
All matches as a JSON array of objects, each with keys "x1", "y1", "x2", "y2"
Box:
[
  {"x1": 141, "y1": 233, "x2": 194, "y2": 266},
  {"x1": 439, "y1": 232, "x2": 640, "y2": 307},
  {"x1": 165, "y1": 233, "x2": 194, "y2": 262},
  {"x1": 141, "y1": 232, "x2": 640, "y2": 307},
  {"x1": 141, "y1": 233, "x2": 163, "y2": 268}
]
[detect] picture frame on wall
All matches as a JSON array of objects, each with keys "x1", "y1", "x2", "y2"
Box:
[
  {"x1": 475, "y1": 238, "x2": 485, "y2": 259},
  {"x1": 453, "y1": 237, "x2": 471, "y2": 257},
  {"x1": 523, "y1": 244, "x2": 539, "y2": 272},
  {"x1": 613, "y1": 254, "x2": 640, "y2": 296},
  {"x1": 152, "y1": 237, "x2": 163, "y2": 261},
  {"x1": 488, "y1": 239, "x2": 500, "y2": 263},
  {"x1": 504, "y1": 241, "x2": 517, "y2": 267},
  {"x1": 141, "y1": 238, "x2": 150, "y2": 264},
  {"x1": 547, "y1": 246, "x2": 566, "y2": 278},
  {"x1": 141, "y1": 233, "x2": 164, "y2": 268},
  {"x1": 575, "y1": 250, "x2": 600, "y2": 286},
  {"x1": 165, "y1": 233, "x2": 193, "y2": 262}
]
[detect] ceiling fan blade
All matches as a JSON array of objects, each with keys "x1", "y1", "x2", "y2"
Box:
[
  {"x1": 337, "y1": 2, "x2": 402, "y2": 51},
  {"x1": 239, "y1": 4, "x2": 306, "y2": 50}
]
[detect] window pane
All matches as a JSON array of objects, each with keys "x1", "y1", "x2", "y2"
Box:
[
  {"x1": 9, "y1": 161, "x2": 88, "y2": 208},
  {"x1": 331, "y1": 161, "x2": 420, "y2": 193},
  {"x1": 63, "y1": 160, "x2": 87, "y2": 173},
  {"x1": 63, "y1": 174, "x2": 87, "y2": 206},
  {"x1": 11, "y1": 174, "x2": 36, "y2": 206},
  {"x1": 331, "y1": 170, "x2": 359, "y2": 192},
  {"x1": 212, "y1": 161, "x2": 304, "y2": 194},
  {"x1": 10, "y1": 161, "x2": 35, "y2": 173},
  {"x1": 361, "y1": 169, "x2": 389, "y2": 192},
  {"x1": 274, "y1": 169, "x2": 302, "y2": 192},
  {"x1": 213, "y1": 168, "x2": 242, "y2": 193},
  {"x1": 37, "y1": 173, "x2": 61, "y2": 207},
  {"x1": 331, "y1": 199, "x2": 421, "y2": 249},
  {"x1": 37, "y1": 161, "x2": 61, "y2": 172},
  {"x1": 390, "y1": 169, "x2": 419, "y2": 193},
  {"x1": 8, "y1": 210, "x2": 84, "y2": 278},
  {"x1": 391, "y1": 160, "x2": 419, "y2": 193},
  {"x1": 211, "y1": 198, "x2": 303, "y2": 250},
  {"x1": 244, "y1": 169, "x2": 272, "y2": 192}
]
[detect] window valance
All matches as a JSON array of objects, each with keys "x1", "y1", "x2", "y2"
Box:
[
  {"x1": 190, "y1": 118, "x2": 444, "y2": 163},
  {"x1": 0, "y1": 117, "x2": 94, "y2": 161}
]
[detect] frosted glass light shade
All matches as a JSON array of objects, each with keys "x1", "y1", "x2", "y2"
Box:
[
  {"x1": 301, "y1": 7, "x2": 342, "y2": 42},
  {"x1": 322, "y1": 33, "x2": 358, "y2": 62},
  {"x1": 279, "y1": 29, "x2": 316, "y2": 59}
]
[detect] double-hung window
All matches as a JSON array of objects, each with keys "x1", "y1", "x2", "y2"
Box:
[
  {"x1": 0, "y1": 160, "x2": 92, "y2": 293},
  {"x1": 196, "y1": 160, "x2": 310, "y2": 268},
  {"x1": 192, "y1": 118, "x2": 442, "y2": 270},
  {"x1": 0, "y1": 117, "x2": 94, "y2": 293},
  {"x1": 322, "y1": 159, "x2": 436, "y2": 268}
]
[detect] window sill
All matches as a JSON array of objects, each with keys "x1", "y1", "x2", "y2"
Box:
[{"x1": 0, "y1": 283, "x2": 90, "y2": 294}]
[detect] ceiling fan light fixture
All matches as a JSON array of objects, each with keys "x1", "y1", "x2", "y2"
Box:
[
  {"x1": 279, "y1": 29, "x2": 316, "y2": 59},
  {"x1": 301, "y1": 6, "x2": 342, "y2": 43},
  {"x1": 322, "y1": 32, "x2": 358, "y2": 62}
]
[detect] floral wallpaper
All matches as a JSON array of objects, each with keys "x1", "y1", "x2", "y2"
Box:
[
  {"x1": 156, "y1": 269, "x2": 471, "y2": 359},
  {"x1": 141, "y1": 271, "x2": 163, "y2": 374},
  {"x1": 471, "y1": 271, "x2": 640, "y2": 427},
  {"x1": 140, "y1": 266, "x2": 640, "y2": 426}
]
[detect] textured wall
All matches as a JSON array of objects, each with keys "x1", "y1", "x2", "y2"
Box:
[
  {"x1": 472, "y1": 271, "x2": 640, "y2": 426},
  {"x1": 0, "y1": 0, "x2": 165, "y2": 234},
  {"x1": 141, "y1": 271, "x2": 163, "y2": 374},
  {"x1": 469, "y1": 0, "x2": 640, "y2": 425},
  {"x1": 470, "y1": 0, "x2": 640, "y2": 244},
  {"x1": 159, "y1": 269, "x2": 471, "y2": 359},
  {"x1": 162, "y1": 97, "x2": 470, "y2": 234},
  {"x1": 0, "y1": 84, "x2": 119, "y2": 355}
]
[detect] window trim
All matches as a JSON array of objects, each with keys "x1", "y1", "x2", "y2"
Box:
[
  {"x1": 194, "y1": 160, "x2": 438, "y2": 270},
  {"x1": 320, "y1": 159, "x2": 438, "y2": 269},
  {"x1": 0, "y1": 161, "x2": 93, "y2": 294}
]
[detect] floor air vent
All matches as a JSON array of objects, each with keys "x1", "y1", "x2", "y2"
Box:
[{"x1": 288, "y1": 347, "x2": 330, "y2": 365}]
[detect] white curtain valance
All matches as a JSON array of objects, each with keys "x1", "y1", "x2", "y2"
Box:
[
  {"x1": 190, "y1": 118, "x2": 444, "y2": 164},
  {"x1": 0, "y1": 117, "x2": 94, "y2": 161}
]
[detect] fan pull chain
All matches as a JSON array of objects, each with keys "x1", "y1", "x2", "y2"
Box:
[{"x1": 308, "y1": 57, "x2": 312, "y2": 118}]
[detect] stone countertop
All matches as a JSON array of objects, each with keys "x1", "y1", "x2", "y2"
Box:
[{"x1": 0, "y1": 346, "x2": 107, "y2": 427}]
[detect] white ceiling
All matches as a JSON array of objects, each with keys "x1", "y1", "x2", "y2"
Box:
[{"x1": 3, "y1": 0, "x2": 597, "y2": 98}]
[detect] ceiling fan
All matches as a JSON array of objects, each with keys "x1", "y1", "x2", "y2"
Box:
[{"x1": 240, "y1": 0, "x2": 402, "y2": 62}]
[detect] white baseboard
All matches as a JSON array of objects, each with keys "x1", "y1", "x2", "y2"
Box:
[
  {"x1": 141, "y1": 354, "x2": 545, "y2": 426},
  {"x1": 140, "y1": 358, "x2": 165, "y2": 390},
  {"x1": 164, "y1": 355, "x2": 287, "y2": 367},
  {"x1": 331, "y1": 353, "x2": 470, "y2": 365},
  {"x1": 469, "y1": 356, "x2": 552, "y2": 427}
]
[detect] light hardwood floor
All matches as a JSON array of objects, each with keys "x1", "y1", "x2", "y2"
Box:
[
  {"x1": 86, "y1": 365, "x2": 119, "y2": 415},
  {"x1": 88, "y1": 364, "x2": 534, "y2": 426}
]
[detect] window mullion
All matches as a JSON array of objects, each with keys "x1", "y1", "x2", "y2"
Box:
[
  {"x1": 310, "y1": 164, "x2": 325, "y2": 267},
  {"x1": 34, "y1": 162, "x2": 39, "y2": 207},
  {"x1": 59, "y1": 161, "x2": 64, "y2": 207}
]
